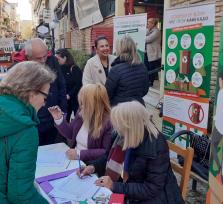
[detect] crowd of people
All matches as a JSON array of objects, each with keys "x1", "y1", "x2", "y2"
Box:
[{"x1": 0, "y1": 18, "x2": 184, "y2": 204}]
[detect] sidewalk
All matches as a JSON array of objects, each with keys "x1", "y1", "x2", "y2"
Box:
[{"x1": 145, "y1": 103, "x2": 208, "y2": 204}]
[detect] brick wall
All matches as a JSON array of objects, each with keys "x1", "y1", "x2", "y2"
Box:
[
  {"x1": 70, "y1": 15, "x2": 114, "y2": 54},
  {"x1": 170, "y1": 0, "x2": 223, "y2": 98}
]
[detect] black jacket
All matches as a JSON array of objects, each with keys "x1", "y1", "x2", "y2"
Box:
[
  {"x1": 113, "y1": 132, "x2": 184, "y2": 204},
  {"x1": 60, "y1": 64, "x2": 82, "y2": 110},
  {"x1": 105, "y1": 58, "x2": 149, "y2": 106},
  {"x1": 38, "y1": 55, "x2": 67, "y2": 132}
]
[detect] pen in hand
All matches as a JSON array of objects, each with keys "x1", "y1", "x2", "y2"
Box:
[
  {"x1": 77, "y1": 165, "x2": 94, "y2": 178},
  {"x1": 66, "y1": 159, "x2": 71, "y2": 169}
]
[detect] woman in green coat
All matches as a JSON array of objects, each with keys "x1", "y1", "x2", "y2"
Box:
[{"x1": 0, "y1": 61, "x2": 55, "y2": 204}]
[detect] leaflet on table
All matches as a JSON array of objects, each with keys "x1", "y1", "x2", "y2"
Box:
[
  {"x1": 49, "y1": 173, "x2": 112, "y2": 202},
  {"x1": 36, "y1": 150, "x2": 66, "y2": 167}
]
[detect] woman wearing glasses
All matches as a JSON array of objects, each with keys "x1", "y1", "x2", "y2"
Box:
[
  {"x1": 0, "y1": 61, "x2": 55, "y2": 203},
  {"x1": 48, "y1": 83, "x2": 112, "y2": 163}
]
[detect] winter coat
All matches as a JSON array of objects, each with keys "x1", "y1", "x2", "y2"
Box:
[
  {"x1": 145, "y1": 27, "x2": 162, "y2": 62},
  {"x1": 82, "y1": 54, "x2": 116, "y2": 85},
  {"x1": 105, "y1": 58, "x2": 149, "y2": 106},
  {"x1": 112, "y1": 132, "x2": 185, "y2": 204},
  {"x1": 37, "y1": 55, "x2": 67, "y2": 132},
  {"x1": 55, "y1": 112, "x2": 112, "y2": 162},
  {"x1": 0, "y1": 95, "x2": 48, "y2": 204},
  {"x1": 60, "y1": 64, "x2": 82, "y2": 112}
]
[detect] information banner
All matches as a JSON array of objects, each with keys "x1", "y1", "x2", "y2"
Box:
[
  {"x1": 163, "y1": 3, "x2": 215, "y2": 137},
  {"x1": 206, "y1": 16, "x2": 223, "y2": 204},
  {"x1": 73, "y1": 0, "x2": 103, "y2": 29},
  {"x1": 113, "y1": 14, "x2": 147, "y2": 61}
]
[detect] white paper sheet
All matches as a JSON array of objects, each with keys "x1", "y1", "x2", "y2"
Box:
[
  {"x1": 49, "y1": 173, "x2": 100, "y2": 201},
  {"x1": 36, "y1": 150, "x2": 66, "y2": 167}
]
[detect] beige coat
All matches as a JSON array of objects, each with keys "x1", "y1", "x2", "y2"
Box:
[
  {"x1": 146, "y1": 27, "x2": 161, "y2": 62},
  {"x1": 82, "y1": 54, "x2": 116, "y2": 85}
]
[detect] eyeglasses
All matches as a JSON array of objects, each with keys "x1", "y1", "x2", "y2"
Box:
[{"x1": 37, "y1": 90, "x2": 49, "y2": 101}]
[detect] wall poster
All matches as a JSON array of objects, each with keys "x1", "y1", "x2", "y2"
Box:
[
  {"x1": 163, "y1": 3, "x2": 215, "y2": 138},
  {"x1": 113, "y1": 13, "x2": 147, "y2": 62}
]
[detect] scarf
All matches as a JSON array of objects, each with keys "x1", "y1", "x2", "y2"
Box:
[{"x1": 105, "y1": 135, "x2": 130, "y2": 182}]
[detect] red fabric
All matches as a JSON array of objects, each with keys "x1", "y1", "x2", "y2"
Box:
[
  {"x1": 12, "y1": 49, "x2": 27, "y2": 62},
  {"x1": 109, "y1": 193, "x2": 125, "y2": 204},
  {"x1": 12, "y1": 49, "x2": 52, "y2": 63},
  {"x1": 105, "y1": 136, "x2": 125, "y2": 182}
]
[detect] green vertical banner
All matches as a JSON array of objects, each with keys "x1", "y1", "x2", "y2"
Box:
[
  {"x1": 162, "y1": 3, "x2": 215, "y2": 138},
  {"x1": 206, "y1": 17, "x2": 223, "y2": 204},
  {"x1": 113, "y1": 14, "x2": 147, "y2": 62}
]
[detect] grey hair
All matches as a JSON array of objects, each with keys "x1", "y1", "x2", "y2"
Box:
[
  {"x1": 0, "y1": 61, "x2": 56, "y2": 103},
  {"x1": 24, "y1": 38, "x2": 48, "y2": 57},
  {"x1": 116, "y1": 35, "x2": 141, "y2": 65},
  {"x1": 24, "y1": 40, "x2": 32, "y2": 57}
]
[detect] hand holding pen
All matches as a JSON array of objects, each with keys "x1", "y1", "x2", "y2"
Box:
[{"x1": 76, "y1": 165, "x2": 95, "y2": 178}]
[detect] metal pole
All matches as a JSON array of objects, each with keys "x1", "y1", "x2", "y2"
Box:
[{"x1": 51, "y1": 28, "x2": 55, "y2": 55}]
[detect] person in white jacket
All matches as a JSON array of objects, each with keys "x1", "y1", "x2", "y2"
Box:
[{"x1": 82, "y1": 36, "x2": 116, "y2": 85}]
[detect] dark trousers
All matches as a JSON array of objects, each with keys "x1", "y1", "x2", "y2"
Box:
[
  {"x1": 38, "y1": 127, "x2": 57, "y2": 146},
  {"x1": 144, "y1": 54, "x2": 161, "y2": 86},
  {"x1": 66, "y1": 99, "x2": 79, "y2": 122}
]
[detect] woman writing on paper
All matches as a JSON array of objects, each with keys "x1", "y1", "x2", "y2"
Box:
[
  {"x1": 0, "y1": 61, "x2": 55, "y2": 204},
  {"x1": 80, "y1": 101, "x2": 184, "y2": 204},
  {"x1": 48, "y1": 83, "x2": 112, "y2": 163}
]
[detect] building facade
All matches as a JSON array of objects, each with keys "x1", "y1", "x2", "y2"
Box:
[{"x1": 0, "y1": 0, "x2": 20, "y2": 38}]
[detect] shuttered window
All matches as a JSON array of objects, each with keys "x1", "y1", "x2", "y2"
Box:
[{"x1": 99, "y1": 0, "x2": 115, "y2": 17}]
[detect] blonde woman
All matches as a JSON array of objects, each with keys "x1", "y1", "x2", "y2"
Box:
[
  {"x1": 0, "y1": 61, "x2": 55, "y2": 203},
  {"x1": 81, "y1": 101, "x2": 184, "y2": 204},
  {"x1": 48, "y1": 84, "x2": 112, "y2": 163},
  {"x1": 105, "y1": 35, "x2": 149, "y2": 106}
]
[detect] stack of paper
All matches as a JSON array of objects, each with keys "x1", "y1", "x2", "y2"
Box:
[
  {"x1": 36, "y1": 150, "x2": 66, "y2": 167},
  {"x1": 49, "y1": 173, "x2": 111, "y2": 203}
]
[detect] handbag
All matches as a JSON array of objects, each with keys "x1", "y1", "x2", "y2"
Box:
[{"x1": 178, "y1": 133, "x2": 210, "y2": 180}]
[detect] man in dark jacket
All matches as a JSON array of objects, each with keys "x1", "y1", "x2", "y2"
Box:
[{"x1": 14, "y1": 38, "x2": 67, "y2": 145}]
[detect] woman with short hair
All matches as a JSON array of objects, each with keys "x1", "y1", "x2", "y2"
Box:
[
  {"x1": 0, "y1": 61, "x2": 55, "y2": 204},
  {"x1": 105, "y1": 35, "x2": 149, "y2": 106},
  {"x1": 81, "y1": 101, "x2": 184, "y2": 204},
  {"x1": 48, "y1": 83, "x2": 112, "y2": 163},
  {"x1": 82, "y1": 36, "x2": 116, "y2": 85},
  {"x1": 55, "y1": 48, "x2": 82, "y2": 121}
]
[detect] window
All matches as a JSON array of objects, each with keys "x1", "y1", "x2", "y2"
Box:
[{"x1": 99, "y1": 0, "x2": 115, "y2": 18}]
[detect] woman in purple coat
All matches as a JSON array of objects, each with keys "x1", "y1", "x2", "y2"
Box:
[{"x1": 48, "y1": 84, "x2": 112, "y2": 163}]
